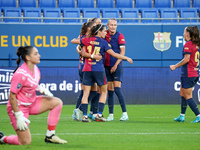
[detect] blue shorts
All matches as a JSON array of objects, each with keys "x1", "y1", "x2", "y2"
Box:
[
  {"x1": 82, "y1": 71, "x2": 107, "y2": 86},
  {"x1": 79, "y1": 63, "x2": 84, "y2": 83},
  {"x1": 79, "y1": 68, "x2": 84, "y2": 83},
  {"x1": 105, "y1": 66, "x2": 123, "y2": 82},
  {"x1": 181, "y1": 77, "x2": 199, "y2": 88}
]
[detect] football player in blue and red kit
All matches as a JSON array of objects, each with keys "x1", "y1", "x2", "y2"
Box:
[
  {"x1": 71, "y1": 21, "x2": 102, "y2": 121},
  {"x1": 105, "y1": 18, "x2": 128, "y2": 121},
  {"x1": 170, "y1": 26, "x2": 200, "y2": 123},
  {"x1": 80, "y1": 24, "x2": 133, "y2": 122},
  {"x1": 71, "y1": 18, "x2": 103, "y2": 121}
]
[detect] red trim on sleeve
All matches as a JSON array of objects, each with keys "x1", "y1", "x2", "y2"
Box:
[{"x1": 118, "y1": 33, "x2": 125, "y2": 45}]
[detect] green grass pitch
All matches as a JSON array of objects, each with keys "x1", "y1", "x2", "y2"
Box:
[{"x1": 0, "y1": 104, "x2": 199, "y2": 150}]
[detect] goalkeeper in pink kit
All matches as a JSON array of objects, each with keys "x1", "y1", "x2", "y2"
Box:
[{"x1": 0, "y1": 46, "x2": 67, "y2": 145}]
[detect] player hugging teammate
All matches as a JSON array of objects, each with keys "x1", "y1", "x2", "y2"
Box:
[{"x1": 71, "y1": 18, "x2": 133, "y2": 122}]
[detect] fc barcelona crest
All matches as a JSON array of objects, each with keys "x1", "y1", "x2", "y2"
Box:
[{"x1": 153, "y1": 32, "x2": 171, "y2": 52}]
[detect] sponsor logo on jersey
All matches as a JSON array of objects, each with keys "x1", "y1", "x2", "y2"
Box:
[
  {"x1": 153, "y1": 32, "x2": 171, "y2": 52},
  {"x1": 17, "y1": 83, "x2": 22, "y2": 89}
]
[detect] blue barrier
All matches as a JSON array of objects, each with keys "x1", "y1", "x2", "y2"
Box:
[
  {"x1": 0, "y1": 23, "x2": 200, "y2": 67},
  {"x1": 1, "y1": 67, "x2": 200, "y2": 105}
]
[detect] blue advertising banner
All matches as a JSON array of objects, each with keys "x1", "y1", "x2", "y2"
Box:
[
  {"x1": 0, "y1": 24, "x2": 200, "y2": 67},
  {"x1": 1, "y1": 67, "x2": 200, "y2": 105}
]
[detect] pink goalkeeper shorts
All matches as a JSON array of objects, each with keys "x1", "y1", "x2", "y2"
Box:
[{"x1": 7, "y1": 95, "x2": 43, "y2": 131}]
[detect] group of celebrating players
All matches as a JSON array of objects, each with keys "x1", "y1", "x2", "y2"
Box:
[
  {"x1": 0, "y1": 17, "x2": 200, "y2": 146},
  {"x1": 71, "y1": 17, "x2": 132, "y2": 122}
]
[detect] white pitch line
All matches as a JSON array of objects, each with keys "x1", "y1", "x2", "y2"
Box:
[
  {"x1": 31, "y1": 132, "x2": 200, "y2": 136},
  {"x1": 0, "y1": 116, "x2": 195, "y2": 120}
]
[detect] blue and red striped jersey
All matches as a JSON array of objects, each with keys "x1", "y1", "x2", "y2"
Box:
[
  {"x1": 81, "y1": 36, "x2": 111, "y2": 72},
  {"x1": 181, "y1": 41, "x2": 199, "y2": 77},
  {"x1": 105, "y1": 30, "x2": 125, "y2": 67},
  {"x1": 78, "y1": 34, "x2": 86, "y2": 69}
]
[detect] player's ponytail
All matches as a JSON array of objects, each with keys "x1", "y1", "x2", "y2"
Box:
[
  {"x1": 192, "y1": 26, "x2": 200, "y2": 46},
  {"x1": 199, "y1": 36, "x2": 200, "y2": 47},
  {"x1": 80, "y1": 22, "x2": 87, "y2": 36},
  {"x1": 186, "y1": 26, "x2": 200, "y2": 46},
  {"x1": 13, "y1": 46, "x2": 34, "y2": 73},
  {"x1": 16, "y1": 46, "x2": 23, "y2": 66},
  {"x1": 14, "y1": 46, "x2": 23, "y2": 73}
]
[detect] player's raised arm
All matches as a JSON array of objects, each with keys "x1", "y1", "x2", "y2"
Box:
[{"x1": 71, "y1": 38, "x2": 81, "y2": 44}]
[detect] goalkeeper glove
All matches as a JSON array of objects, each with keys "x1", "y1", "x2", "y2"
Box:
[
  {"x1": 14, "y1": 111, "x2": 30, "y2": 131},
  {"x1": 37, "y1": 86, "x2": 54, "y2": 97}
]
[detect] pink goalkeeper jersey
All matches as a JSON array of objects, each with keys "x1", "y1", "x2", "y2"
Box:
[{"x1": 10, "y1": 62, "x2": 40, "y2": 105}]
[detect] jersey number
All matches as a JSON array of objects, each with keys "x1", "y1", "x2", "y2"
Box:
[
  {"x1": 87, "y1": 46, "x2": 100, "y2": 61},
  {"x1": 195, "y1": 51, "x2": 199, "y2": 67}
]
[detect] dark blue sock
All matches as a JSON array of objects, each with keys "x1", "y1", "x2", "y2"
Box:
[
  {"x1": 76, "y1": 90, "x2": 83, "y2": 109},
  {"x1": 114, "y1": 87, "x2": 127, "y2": 112},
  {"x1": 181, "y1": 96, "x2": 187, "y2": 114},
  {"x1": 88, "y1": 91, "x2": 97, "y2": 111},
  {"x1": 91, "y1": 93, "x2": 100, "y2": 114},
  {"x1": 81, "y1": 104, "x2": 88, "y2": 116},
  {"x1": 187, "y1": 98, "x2": 200, "y2": 116},
  {"x1": 108, "y1": 90, "x2": 114, "y2": 114},
  {"x1": 88, "y1": 91, "x2": 97, "y2": 102},
  {"x1": 98, "y1": 102, "x2": 105, "y2": 114}
]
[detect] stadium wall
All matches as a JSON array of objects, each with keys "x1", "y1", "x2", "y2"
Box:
[
  {"x1": 0, "y1": 24, "x2": 200, "y2": 105},
  {"x1": 1, "y1": 24, "x2": 200, "y2": 67}
]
